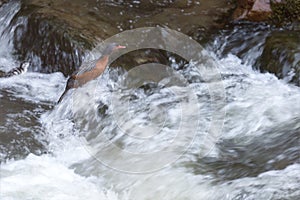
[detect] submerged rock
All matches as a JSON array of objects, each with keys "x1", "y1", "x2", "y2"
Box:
[
  {"x1": 0, "y1": 91, "x2": 49, "y2": 162},
  {"x1": 258, "y1": 31, "x2": 300, "y2": 85},
  {"x1": 97, "y1": 101, "x2": 109, "y2": 118}
]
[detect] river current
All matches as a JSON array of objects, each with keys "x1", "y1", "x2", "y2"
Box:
[{"x1": 0, "y1": 1, "x2": 300, "y2": 200}]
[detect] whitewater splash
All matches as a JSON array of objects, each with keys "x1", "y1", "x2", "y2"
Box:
[
  {"x1": 1, "y1": 1, "x2": 300, "y2": 200},
  {"x1": 1, "y1": 52, "x2": 300, "y2": 199}
]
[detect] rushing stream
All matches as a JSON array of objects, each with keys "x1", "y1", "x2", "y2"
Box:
[{"x1": 1, "y1": 1, "x2": 300, "y2": 200}]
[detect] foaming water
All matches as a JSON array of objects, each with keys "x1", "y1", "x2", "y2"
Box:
[
  {"x1": 0, "y1": 154, "x2": 123, "y2": 200},
  {"x1": 219, "y1": 55, "x2": 300, "y2": 139},
  {"x1": 0, "y1": 0, "x2": 20, "y2": 69},
  {"x1": 1, "y1": 53, "x2": 298, "y2": 199},
  {"x1": 0, "y1": 70, "x2": 124, "y2": 199},
  {"x1": 0, "y1": 72, "x2": 65, "y2": 103},
  {"x1": 0, "y1": 5, "x2": 299, "y2": 196}
]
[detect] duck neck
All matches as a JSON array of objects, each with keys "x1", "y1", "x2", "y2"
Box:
[{"x1": 95, "y1": 55, "x2": 109, "y2": 72}]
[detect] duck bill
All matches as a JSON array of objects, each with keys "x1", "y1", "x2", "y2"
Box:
[{"x1": 117, "y1": 45, "x2": 126, "y2": 49}]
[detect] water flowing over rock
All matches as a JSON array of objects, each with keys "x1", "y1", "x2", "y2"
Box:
[
  {"x1": 2, "y1": 1, "x2": 300, "y2": 199},
  {"x1": 10, "y1": 0, "x2": 236, "y2": 76},
  {"x1": 258, "y1": 30, "x2": 300, "y2": 86},
  {"x1": 0, "y1": 0, "x2": 8, "y2": 7},
  {"x1": 9, "y1": 1, "x2": 95, "y2": 76}
]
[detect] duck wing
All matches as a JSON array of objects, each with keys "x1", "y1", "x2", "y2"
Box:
[{"x1": 72, "y1": 58, "x2": 99, "y2": 76}]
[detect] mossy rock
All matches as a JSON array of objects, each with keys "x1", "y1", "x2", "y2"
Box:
[
  {"x1": 271, "y1": 0, "x2": 300, "y2": 25},
  {"x1": 258, "y1": 31, "x2": 300, "y2": 85}
]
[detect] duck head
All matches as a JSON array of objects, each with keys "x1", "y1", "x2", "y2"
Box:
[{"x1": 102, "y1": 43, "x2": 126, "y2": 56}]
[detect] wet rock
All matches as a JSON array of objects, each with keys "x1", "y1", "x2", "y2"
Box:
[
  {"x1": 0, "y1": 91, "x2": 49, "y2": 162},
  {"x1": 233, "y1": 0, "x2": 300, "y2": 24},
  {"x1": 22, "y1": 0, "x2": 236, "y2": 38},
  {"x1": 258, "y1": 31, "x2": 300, "y2": 85},
  {"x1": 131, "y1": 0, "x2": 236, "y2": 41},
  {"x1": 11, "y1": 0, "x2": 236, "y2": 76},
  {"x1": 232, "y1": 0, "x2": 255, "y2": 20},
  {"x1": 12, "y1": 14, "x2": 87, "y2": 76},
  {"x1": 271, "y1": 0, "x2": 300, "y2": 25},
  {"x1": 10, "y1": 1, "x2": 103, "y2": 76},
  {"x1": 111, "y1": 49, "x2": 169, "y2": 71},
  {"x1": 16, "y1": 0, "x2": 234, "y2": 74},
  {"x1": 233, "y1": 0, "x2": 275, "y2": 21},
  {"x1": 0, "y1": 70, "x2": 5, "y2": 77},
  {"x1": 97, "y1": 101, "x2": 109, "y2": 117},
  {"x1": 0, "y1": 0, "x2": 8, "y2": 7},
  {"x1": 139, "y1": 82, "x2": 160, "y2": 96}
]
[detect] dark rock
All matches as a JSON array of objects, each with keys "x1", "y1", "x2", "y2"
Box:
[
  {"x1": 9, "y1": 2, "x2": 95, "y2": 76},
  {"x1": 258, "y1": 31, "x2": 300, "y2": 85},
  {"x1": 0, "y1": 0, "x2": 8, "y2": 7},
  {"x1": 12, "y1": 16, "x2": 86, "y2": 76},
  {"x1": 0, "y1": 91, "x2": 49, "y2": 162},
  {"x1": 139, "y1": 82, "x2": 160, "y2": 96},
  {"x1": 7, "y1": 0, "x2": 237, "y2": 76},
  {"x1": 233, "y1": 0, "x2": 300, "y2": 25},
  {"x1": 0, "y1": 70, "x2": 5, "y2": 77},
  {"x1": 271, "y1": 0, "x2": 300, "y2": 25},
  {"x1": 97, "y1": 101, "x2": 109, "y2": 117},
  {"x1": 233, "y1": 0, "x2": 275, "y2": 21},
  {"x1": 232, "y1": 0, "x2": 255, "y2": 20},
  {"x1": 111, "y1": 49, "x2": 169, "y2": 71}
]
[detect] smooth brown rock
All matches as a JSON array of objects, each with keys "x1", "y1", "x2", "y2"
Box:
[
  {"x1": 14, "y1": 0, "x2": 236, "y2": 75},
  {"x1": 22, "y1": 0, "x2": 236, "y2": 40}
]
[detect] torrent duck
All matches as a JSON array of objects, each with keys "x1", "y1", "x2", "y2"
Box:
[{"x1": 58, "y1": 43, "x2": 126, "y2": 103}]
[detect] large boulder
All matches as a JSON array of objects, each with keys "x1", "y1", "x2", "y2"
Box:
[
  {"x1": 258, "y1": 31, "x2": 300, "y2": 85},
  {"x1": 11, "y1": 0, "x2": 236, "y2": 76},
  {"x1": 10, "y1": 0, "x2": 119, "y2": 76},
  {"x1": 11, "y1": 12, "x2": 90, "y2": 76}
]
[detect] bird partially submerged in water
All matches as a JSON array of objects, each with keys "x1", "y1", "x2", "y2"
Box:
[
  {"x1": 0, "y1": 61, "x2": 30, "y2": 78},
  {"x1": 58, "y1": 43, "x2": 126, "y2": 103}
]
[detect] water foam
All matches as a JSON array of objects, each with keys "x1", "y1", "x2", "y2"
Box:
[{"x1": 1, "y1": 51, "x2": 300, "y2": 199}]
